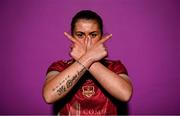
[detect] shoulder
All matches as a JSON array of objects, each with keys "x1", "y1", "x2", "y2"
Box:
[
  {"x1": 104, "y1": 59, "x2": 123, "y2": 65},
  {"x1": 49, "y1": 59, "x2": 74, "y2": 67},
  {"x1": 46, "y1": 59, "x2": 74, "y2": 74},
  {"x1": 103, "y1": 58, "x2": 128, "y2": 75}
]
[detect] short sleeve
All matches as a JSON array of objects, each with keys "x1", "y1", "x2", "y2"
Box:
[
  {"x1": 108, "y1": 60, "x2": 128, "y2": 75},
  {"x1": 46, "y1": 60, "x2": 68, "y2": 74}
]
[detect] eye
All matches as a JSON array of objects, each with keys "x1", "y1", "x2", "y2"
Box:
[
  {"x1": 76, "y1": 33, "x2": 84, "y2": 39},
  {"x1": 90, "y1": 33, "x2": 97, "y2": 38}
]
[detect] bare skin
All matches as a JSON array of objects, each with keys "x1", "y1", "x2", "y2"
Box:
[{"x1": 43, "y1": 19, "x2": 133, "y2": 103}]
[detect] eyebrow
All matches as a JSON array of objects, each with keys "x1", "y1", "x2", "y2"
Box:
[
  {"x1": 75, "y1": 31, "x2": 84, "y2": 34},
  {"x1": 75, "y1": 31, "x2": 98, "y2": 34},
  {"x1": 89, "y1": 31, "x2": 98, "y2": 34}
]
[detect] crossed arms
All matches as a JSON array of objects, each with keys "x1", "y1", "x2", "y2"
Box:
[{"x1": 43, "y1": 32, "x2": 133, "y2": 103}]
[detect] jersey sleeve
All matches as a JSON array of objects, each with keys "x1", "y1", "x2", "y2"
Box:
[
  {"x1": 46, "y1": 60, "x2": 67, "y2": 74},
  {"x1": 108, "y1": 60, "x2": 128, "y2": 75}
]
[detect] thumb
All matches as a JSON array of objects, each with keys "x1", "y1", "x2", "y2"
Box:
[{"x1": 99, "y1": 34, "x2": 112, "y2": 44}]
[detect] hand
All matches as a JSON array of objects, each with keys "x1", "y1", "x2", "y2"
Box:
[
  {"x1": 85, "y1": 34, "x2": 112, "y2": 62},
  {"x1": 64, "y1": 32, "x2": 86, "y2": 60}
]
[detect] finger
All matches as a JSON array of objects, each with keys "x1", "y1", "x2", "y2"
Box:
[
  {"x1": 85, "y1": 36, "x2": 88, "y2": 46},
  {"x1": 64, "y1": 32, "x2": 75, "y2": 42},
  {"x1": 87, "y1": 36, "x2": 92, "y2": 49},
  {"x1": 99, "y1": 34, "x2": 112, "y2": 44},
  {"x1": 64, "y1": 32, "x2": 79, "y2": 44}
]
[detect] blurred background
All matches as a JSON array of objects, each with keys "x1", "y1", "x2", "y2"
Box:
[{"x1": 0, "y1": 0, "x2": 180, "y2": 114}]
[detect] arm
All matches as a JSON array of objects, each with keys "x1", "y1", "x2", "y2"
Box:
[
  {"x1": 43, "y1": 33, "x2": 93, "y2": 104},
  {"x1": 43, "y1": 56, "x2": 93, "y2": 104},
  {"x1": 89, "y1": 62, "x2": 133, "y2": 102}
]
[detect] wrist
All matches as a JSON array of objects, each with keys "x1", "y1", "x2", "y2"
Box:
[
  {"x1": 89, "y1": 61, "x2": 99, "y2": 71},
  {"x1": 76, "y1": 60, "x2": 89, "y2": 71},
  {"x1": 78, "y1": 54, "x2": 94, "y2": 69}
]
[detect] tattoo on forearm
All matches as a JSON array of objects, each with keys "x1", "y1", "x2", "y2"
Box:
[
  {"x1": 57, "y1": 85, "x2": 66, "y2": 95},
  {"x1": 52, "y1": 67, "x2": 86, "y2": 96},
  {"x1": 66, "y1": 80, "x2": 72, "y2": 88}
]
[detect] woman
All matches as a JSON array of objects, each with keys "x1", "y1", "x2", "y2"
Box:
[{"x1": 43, "y1": 10, "x2": 133, "y2": 115}]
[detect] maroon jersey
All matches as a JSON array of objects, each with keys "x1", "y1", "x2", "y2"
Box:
[{"x1": 47, "y1": 59, "x2": 128, "y2": 115}]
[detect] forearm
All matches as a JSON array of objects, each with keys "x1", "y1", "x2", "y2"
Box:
[
  {"x1": 89, "y1": 62, "x2": 133, "y2": 102},
  {"x1": 43, "y1": 56, "x2": 93, "y2": 103}
]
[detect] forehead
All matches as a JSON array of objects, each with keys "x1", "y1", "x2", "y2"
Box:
[{"x1": 74, "y1": 19, "x2": 99, "y2": 32}]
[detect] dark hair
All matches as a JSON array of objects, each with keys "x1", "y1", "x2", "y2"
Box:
[{"x1": 71, "y1": 10, "x2": 103, "y2": 36}]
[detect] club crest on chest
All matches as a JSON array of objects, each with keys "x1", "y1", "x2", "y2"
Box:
[{"x1": 82, "y1": 85, "x2": 95, "y2": 98}]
